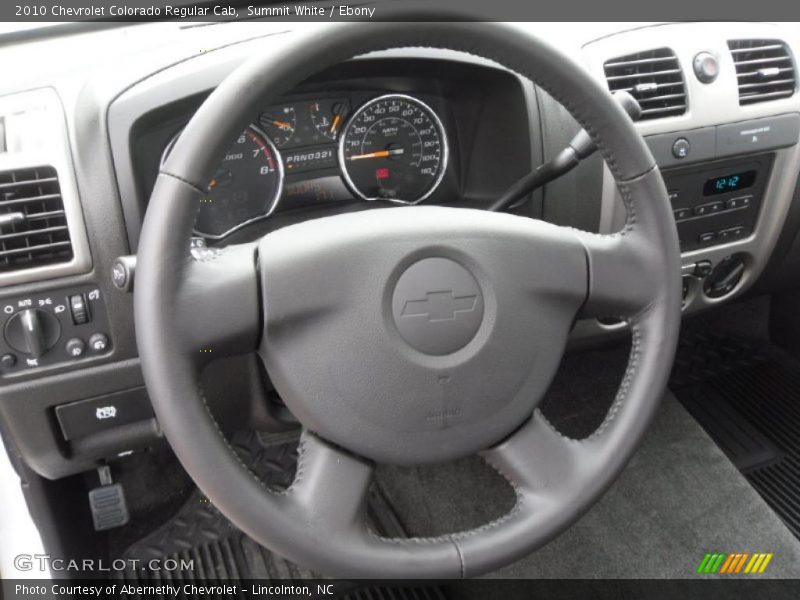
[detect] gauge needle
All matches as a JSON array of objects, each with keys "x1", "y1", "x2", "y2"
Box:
[
  {"x1": 261, "y1": 114, "x2": 294, "y2": 131},
  {"x1": 348, "y1": 148, "x2": 404, "y2": 161},
  {"x1": 208, "y1": 170, "x2": 233, "y2": 190},
  {"x1": 330, "y1": 114, "x2": 342, "y2": 135},
  {"x1": 269, "y1": 118, "x2": 294, "y2": 131}
]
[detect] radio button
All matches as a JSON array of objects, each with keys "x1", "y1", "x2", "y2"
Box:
[
  {"x1": 674, "y1": 208, "x2": 692, "y2": 221},
  {"x1": 698, "y1": 232, "x2": 717, "y2": 244},
  {"x1": 718, "y1": 226, "x2": 747, "y2": 241},
  {"x1": 725, "y1": 195, "x2": 752, "y2": 210},
  {"x1": 694, "y1": 201, "x2": 723, "y2": 216}
]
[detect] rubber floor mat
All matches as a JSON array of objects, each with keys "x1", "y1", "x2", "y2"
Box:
[
  {"x1": 672, "y1": 333, "x2": 800, "y2": 539},
  {"x1": 118, "y1": 430, "x2": 447, "y2": 597}
]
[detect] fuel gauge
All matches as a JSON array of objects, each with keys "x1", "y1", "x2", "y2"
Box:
[
  {"x1": 259, "y1": 106, "x2": 297, "y2": 147},
  {"x1": 310, "y1": 99, "x2": 349, "y2": 141}
]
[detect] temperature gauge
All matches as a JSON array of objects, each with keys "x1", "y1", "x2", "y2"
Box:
[{"x1": 310, "y1": 99, "x2": 349, "y2": 141}]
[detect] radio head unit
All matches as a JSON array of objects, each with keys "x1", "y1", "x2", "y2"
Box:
[{"x1": 663, "y1": 155, "x2": 772, "y2": 253}]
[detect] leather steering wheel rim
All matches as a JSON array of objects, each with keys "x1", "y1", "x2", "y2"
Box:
[{"x1": 135, "y1": 21, "x2": 682, "y2": 578}]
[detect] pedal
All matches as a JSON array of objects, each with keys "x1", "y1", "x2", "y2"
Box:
[{"x1": 88, "y1": 465, "x2": 129, "y2": 531}]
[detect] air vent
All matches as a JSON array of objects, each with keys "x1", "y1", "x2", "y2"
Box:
[
  {"x1": 0, "y1": 166, "x2": 73, "y2": 273},
  {"x1": 604, "y1": 48, "x2": 687, "y2": 120},
  {"x1": 728, "y1": 39, "x2": 796, "y2": 105}
]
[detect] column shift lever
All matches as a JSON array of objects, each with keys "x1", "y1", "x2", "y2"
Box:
[{"x1": 489, "y1": 91, "x2": 642, "y2": 212}]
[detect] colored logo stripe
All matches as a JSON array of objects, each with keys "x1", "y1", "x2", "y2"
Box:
[{"x1": 697, "y1": 552, "x2": 773, "y2": 574}]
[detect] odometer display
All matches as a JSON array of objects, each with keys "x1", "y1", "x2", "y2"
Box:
[{"x1": 339, "y1": 94, "x2": 448, "y2": 204}]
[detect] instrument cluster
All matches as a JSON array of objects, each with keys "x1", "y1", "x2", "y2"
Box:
[{"x1": 162, "y1": 93, "x2": 450, "y2": 240}]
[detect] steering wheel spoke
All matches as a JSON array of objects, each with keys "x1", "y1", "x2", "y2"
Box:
[
  {"x1": 481, "y1": 412, "x2": 580, "y2": 499},
  {"x1": 286, "y1": 431, "x2": 375, "y2": 536},
  {"x1": 573, "y1": 230, "x2": 658, "y2": 320},
  {"x1": 175, "y1": 242, "x2": 261, "y2": 364}
]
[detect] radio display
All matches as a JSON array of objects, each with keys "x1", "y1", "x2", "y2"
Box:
[{"x1": 703, "y1": 170, "x2": 757, "y2": 196}]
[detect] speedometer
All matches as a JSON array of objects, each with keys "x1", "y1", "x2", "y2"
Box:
[{"x1": 339, "y1": 94, "x2": 448, "y2": 204}]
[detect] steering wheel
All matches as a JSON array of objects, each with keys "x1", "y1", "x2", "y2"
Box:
[{"x1": 135, "y1": 21, "x2": 681, "y2": 578}]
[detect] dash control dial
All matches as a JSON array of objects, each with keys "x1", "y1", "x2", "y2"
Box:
[
  {"x1": 70, "y1": 293, "x2": 89, "y2": 324},
  {"x1": 4, "y1": 309, "x2": 61, "y2": 358}
]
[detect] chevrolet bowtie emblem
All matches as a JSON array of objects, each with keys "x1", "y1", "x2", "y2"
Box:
[{"x1": 401, "y1": 291, "x2": 478, "y2": 322}]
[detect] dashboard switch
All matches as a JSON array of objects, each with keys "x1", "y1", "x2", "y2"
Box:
[
  {"x1": 70, "y1": 294, "x2": 90, "y2": 325},
  {"x1": 55, "y1": 388, "x2": 154, "y2": 441},
  {"x1": 672, "y1": 138, "x2": 690, "y2": 159},
  {"x1": 66, "y1": 338, "x2": 86, "y2": 359},
  {"x1": 89, "y1": 333, "x2": 109, "y2": 353},
  {"x1": 693, "y1": 52, "x2": 719, "y2": 84}
]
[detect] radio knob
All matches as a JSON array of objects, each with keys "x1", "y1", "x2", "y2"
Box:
[{"x1": 4, "y1": 309, "x2": 61, "y2": 358}]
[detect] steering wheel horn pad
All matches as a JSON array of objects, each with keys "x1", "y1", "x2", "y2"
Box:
[
  {"x1": 136, "y1": 21, "x2": 681, "y2": 578},
  {"x1": 257, "y1": 207, "x2": 587, "y2": 464},
  {"x1": 391, "y1": 255, "x2": 484, "y2": 356}
]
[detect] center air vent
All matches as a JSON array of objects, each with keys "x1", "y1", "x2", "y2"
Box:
[
  {"x1": 728, "y1": 39, "x2": 796, "y2": 105},
  {"x1": 604, "y1": 48, "x2": 687, "y2": 120},
  {"x1": 0, "y1": 166, "x2": 73, "y2": 273}
]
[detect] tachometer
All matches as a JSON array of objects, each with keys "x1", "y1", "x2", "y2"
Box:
[
  {"x1": 162, "y1": 125, "x2": 283, "y2": 239},
  {"x1": 339, "y1": 94, "x2": 448, "y2": 204}
]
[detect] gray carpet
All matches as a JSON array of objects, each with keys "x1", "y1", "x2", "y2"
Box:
[{"x1": 376, "y1": 394, "x2": 800, "y2": 578}]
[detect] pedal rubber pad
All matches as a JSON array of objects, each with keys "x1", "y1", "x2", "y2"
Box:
[{"x1": 89, "y1": 483, "x2": 129, "y2": 531}]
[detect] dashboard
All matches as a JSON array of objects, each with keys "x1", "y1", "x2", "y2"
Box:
[{"x1": 2, "y1": 21, "x2": 800, "y2": 481}]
